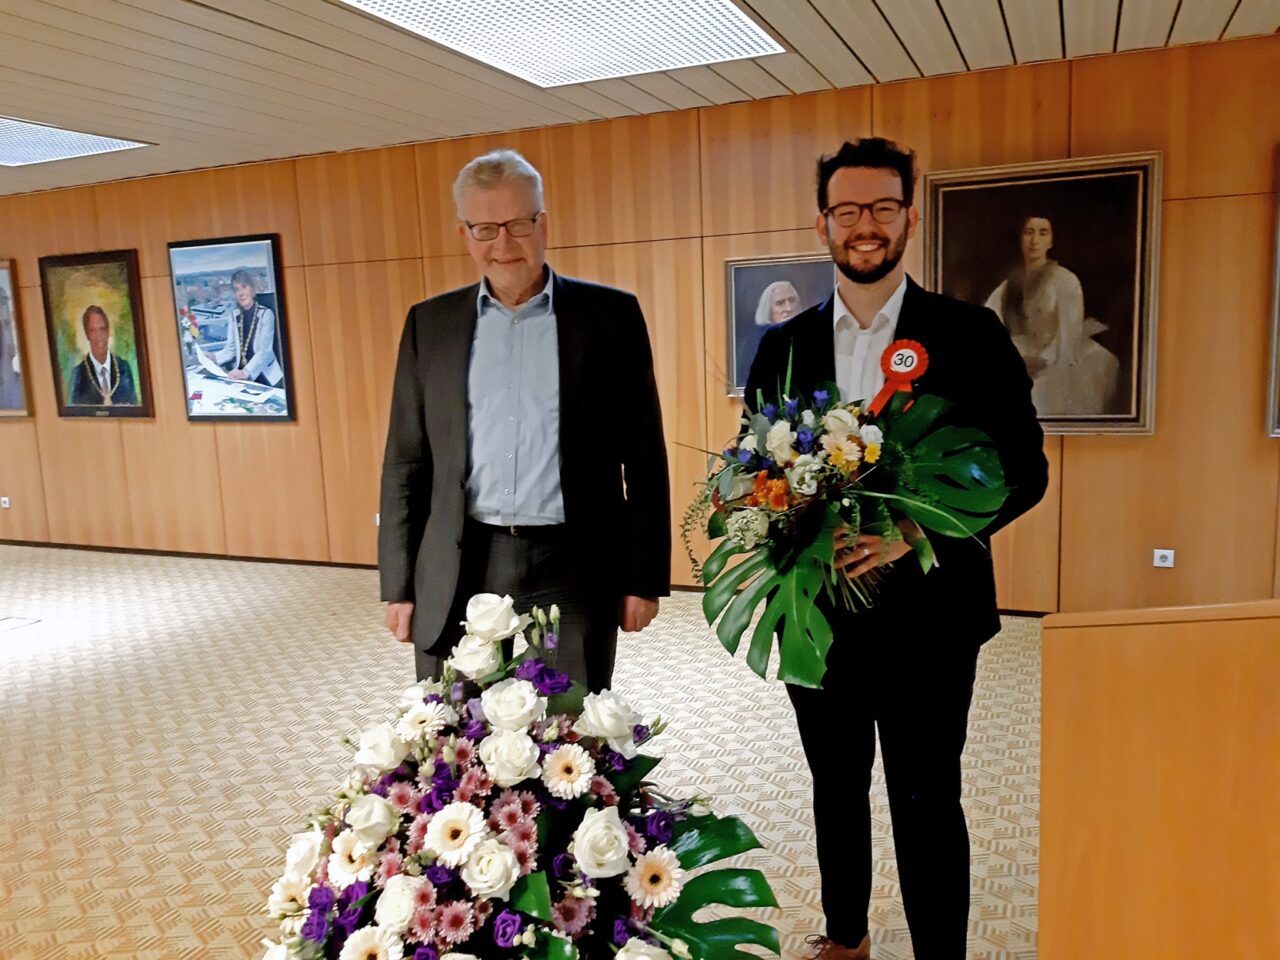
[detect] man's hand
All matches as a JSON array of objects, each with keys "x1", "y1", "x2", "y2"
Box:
[
  {"x1": 228, "y1": 369, "x2": 249, "y2": 381},
  {"x1": 619, "y1": 596, "x2": 659, "y2": 633},
  {"x1": 833, "y1": 526, "x2": 913, "y2": 580},
  {"x1": 386, "y1": 601, "x2": 414, "y2": 642}
]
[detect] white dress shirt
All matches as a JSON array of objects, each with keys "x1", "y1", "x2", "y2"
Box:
[
  {"x1": 832, "y1": 275, "x2": 908, "y2": 406},
  {"x1": 89, "y1": 352, "x2": 112, "y2": 397}
]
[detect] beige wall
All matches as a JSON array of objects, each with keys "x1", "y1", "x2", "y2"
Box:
[{"x1": 1, "y1": 37, "x2": 1277, "y2": 609}]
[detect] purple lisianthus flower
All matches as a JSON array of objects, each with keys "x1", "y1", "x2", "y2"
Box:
[
  {"x1": 552, "y1": 853, "x2": 577, "y2": 882},
  {"x1": 604, "y1": 750, "x2": 630, "y2": 773},
  {"x1": 426, "y1": 865, "x2": 455, "y2": 887},
  {"x1": 371, "y1": 782, "x2": 390, "y2": 797},
  {"x1": 762, "y1": 403, "x2": 778, "y2": 420},
  {"x1": 451, "y1": 682, "x2": 465, "y2": 703},
  {"x1": 613, "y1": 918, "x2": 632, "y2": 946},
  {"x1": 544, "y1": 631, "x2": 558, "y2": 651},
  {"x1": 334, "y1": 906, "x2": 362, "y2": 938},
  {"x1": 493, "y1": 910, "x2": 524, "y2": 949},
  {"x1": 300, "y1": 909, "x2": 329, "y2": 943},
  {"x1": 784, "y1": 397, "x2": 799, "y2": 419},
  {"x1": 813, "y1": 389, "x2": 829, "y2": 406},
  {"x1": 646, "y1": 809, "x2": 675, "y2": 845},
  {"x1": 514, "y1": 659, "x2": 542, "y2": 682},
  {"x1": 633, "y1": 724, "x2": 651, "y2": 743},
  {"x1": 466, "y1": 697, "x2": 487, "y2": 723},
  {"x1": 464, "y1": 718, "x2": 487, "y2": 740},
  {"x1": 535, "y1": 664, "x2": 572, "y2": 696},
  {"x1": 797, "y1": 428, "x2": 815, "y2": 453},
  {"x1": 336, "y1": 880, "x2": 369, "y2": 914},
  {"x1": 424, "y1": 694, "x2": 444, "y2": 705},
  {"x1": 414, "y1": 947, "x2": 439, "y2": 960}
]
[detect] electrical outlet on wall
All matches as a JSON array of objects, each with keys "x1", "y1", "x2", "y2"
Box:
[
  {"x1": 0, "y1": 497, "x2": 10, "y2": 509},
  {"x1": 1153, "y1": 548, "x2": 1175, "y2": 568}
]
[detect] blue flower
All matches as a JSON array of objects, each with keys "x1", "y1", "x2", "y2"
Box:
[
  {"x1": 736, "y1": 448, "x2": 753, "y2": 464},
  {"x1": 762, "y1": 403, "x2": 778, "y2": 419},
  {"x1": 797, "y1": 429, "x2": 815, "y2": 453},
  {"x1": 813, "y1": 389, "x2": 829, "y2": 406},
  {"x1": 784, "y1": 397, "x2": 799, "y2": 419}
]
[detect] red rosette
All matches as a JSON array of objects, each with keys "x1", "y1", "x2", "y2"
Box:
[{"x1": 867, "y1": 339, "x2": 929, "y2": 416}]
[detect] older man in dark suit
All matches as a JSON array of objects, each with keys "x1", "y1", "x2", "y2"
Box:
[
  {"x1": 68, "y1": 305, "x2": 137, "y2": 407},
  {"x1": 746, "y1": 139, "x2": 1049, "y2": 960},
  {"x1": 379, "y1": 149, "x2": 671, "y2": 692}
]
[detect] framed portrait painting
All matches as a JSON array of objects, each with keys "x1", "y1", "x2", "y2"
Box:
[
  {"x1": 168, "y1": 234, "x2": 293, "y2": 421},
  {"x1": 924, "y1": 153, "x2": 1162, "y2": 434},
  {"x1": 39, "y1": 250, "x2": 152, "y2": 418},
  {"x1": 0, "y1": 260, "x2": 31, "y2": 417},
  {"x1": 1269, "y1": 182, "x2": 1280, "y2": 438},
  {"x1": 726, "y1": 253, "x2": 832, "y2": 397}
]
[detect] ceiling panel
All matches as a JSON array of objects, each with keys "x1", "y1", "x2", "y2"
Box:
[
  {"x1": 1115, "y1": 0, "x2": 1180, "y2": 51},
  {"x1": 1063, "y1": 0, "x2": 1120, "y2": 57},
  {"x1": 663, "y1": 65, "x2": 751, "y2": 103},
  {"x1": 940, "y1": 0, "x2": 1015, "y2": 69},
  {"x1": 709, "y1": 57, "x2": 792, "y2": 98},
  {"x1": 625, "y1": 73, "x2": 714, "y2": 111},
  {"x1": 1224, "y1": 0, "x2": 1280, "y2": 38},
  {"x1": 876, "y1": 0, "x2": 969, "y2": 75},
  {"x1": 809, "y1": 0, "x2": 919, "y2": 82},
  {"x1": 742, "y1": 0, "x2": 874, "y2": 87},
  {"x1": 1169, "y1": 0, "x2": 1239, "y2": 44},
  {"x1": 1003, "y1": 0, "x2": 1064, "y2": 63},
  {"x1": 755, "y1": 51, "x2": 833, "y2": 93}
]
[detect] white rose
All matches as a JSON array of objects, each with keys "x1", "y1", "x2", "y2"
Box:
[
  {"x1": 447, "y1": 634, "x2": 502, "y2": 680},
  {"x1": 353, "y1": 723, "x2": 410, "y2": 774},
  {"x1": 478, "y1": 729, "x2": 542, "y2": 787},
  {"x1": 573, "y1": 690, "x2": 642, "y2": 759},
  {"x1": 396, "y1": 700, "x2": 456, "y2": 743},
  {"x1": 571, "y1": 806, "x2": 632, "y2": 879},
  {"x1": 267, "y1": 872, "x2": 310, "y2": 917},
  {"x1": 738, "y1": 433, "x2": 758, "y2": 453},
  {"x1": 463, "y1": 593, "x2": 531, "y2": 643},
  {"x1": 859, "y1": 423, "x2": 883, "y2": 445},
  {"x1": 259, "y1": 940, "x2": 290, "y2": 960},
  {"x1": 374, "y1": 873, "x2": 425, "y2": 933},
  {"x1": 481, "y1": 678, "x2": 547, "y2": 732},
  {"x1": 442, "y1": 955, "x2": 480, "y2": 960},
  {"x1": 461, "y1": 837, "x2": 521, "y2": 900},
  {"x1": 765, "y1": 420, "x2": 797, "y2": 465},
  {"x1": 785, "y1": 454, "x2": 822, "y2": 497},
  {"x1": 399, "y1": 679, "x2": 445, "y2": 709},
  {"x1": 822, "y1": 407, "x2": 858, "y2": 437},
  {"x1": 348, "y1": 793, "x2": 400, "y2": 847},
  {"x1": 726, "y1": 508, "x2": 769, "y2": 550},
  {"x1": 283, "y1": 830, "x2": 324, "y2": 880},
  {"x1": 617, "y1": 939, "x2": 673, "y2": 960}
]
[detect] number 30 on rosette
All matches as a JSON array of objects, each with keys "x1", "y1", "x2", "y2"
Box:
[{"x1": 867, "y1": 339, "x2": 929, "y2": 416}]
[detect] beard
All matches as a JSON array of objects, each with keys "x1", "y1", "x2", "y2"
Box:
[{"x1": 831, "y1": 228, "x2": 908, "y2": 284}]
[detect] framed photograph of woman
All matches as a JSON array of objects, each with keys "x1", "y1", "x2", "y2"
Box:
[
  {"x1": 0, "y1": 260, "x2": 31, "y2": 417},
  {"x1": 1269, "y1": 182, "x2": 1280, "y2": 438},
  {"x1": 167, "y1": 234, "x2": 293, "y2": 421},
  {"x1": 726, "y1": 254, "x2": 832, "y2": 397},
  {"x1": 39, "y1": 250, "x2": 152, "y2": 418},
  {"x1": 923, "y1": 152, "x2": 1162, "y2": 433}
]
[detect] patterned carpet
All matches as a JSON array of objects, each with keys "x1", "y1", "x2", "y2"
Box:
[{"x1": 0, "y1": 544, "x2": 1039, "y2": 959}]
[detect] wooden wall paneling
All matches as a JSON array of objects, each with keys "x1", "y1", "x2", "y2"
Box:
[
  {"x1": 94, "y1": 161, "x2": 306, "y2": 279},
  {"x1": 1059, "y1": 196, "x2": 1280, "y2": 611},
  {"x1": 1071, "y1": 37, "x2": 1280, "y2": 200},
  {"x1": 212, "y1": 266, "x2": 330, "y2": 562},
  {"x1": 550, "y1": 240, "x2": 706, "y2": 587},
  {"x1": 295, "y1": 146, "x2": 423, "y2": 266},
  {"x1": 992, "y1": 435, "x2": 1062, "y2": 612},
  {"x1": 19, "y1": 286, "x2": 134, "y2": 547},
  {"x1": 422, "y1": 256, "x2": 480, "y2": 298},
  {"x1": 307, "y1": 259, "x2": 427, "y2": 565},
  {"x1": 116, "y1": 277, "x2": 226, "y2": 555},
  {"x1": 0, "y1": 187, "x2": 101, "y2": 283},
  {"x1": 698, "y1": 88, "x2": 872, "y2": 236},
  {"x1": 0, "y1": 421, "x2": 50, "y2": 542}
]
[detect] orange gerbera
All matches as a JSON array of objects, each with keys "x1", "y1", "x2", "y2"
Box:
[
  {"x1": 766, "y1": 477, "x2": 791, "y2": 512},
  {"x1": 745, "y1": 470, "x2": 770, "y2": 507}
]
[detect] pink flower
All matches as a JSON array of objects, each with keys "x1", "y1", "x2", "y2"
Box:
[
  {"x1": 408, "y1": 813, "x2": 433, "y2": 855},
  {"x1": 591, "y1": 776, "x2": 619, "y2": 805},
  {"x1": 385, "y1": 837, "x2": 402, "y2": 856},
  {"x1": 553, "y1": 895, "x2": 595, "y2": 936},
  {"x1": 375, "y1": 852, "x2": 404, "y2": 887},
  {"x1": 491, "y1": 801, "x2": 524, "y2": 832},
  {"x1": 625, "y1": 822, "x2": 647, "y2": 855},
  {"x1": 454, "y1": 738, "x2": 477, "y2": 768},
  {"x1": 388, "y1": 781, "x2": 420, "y2": 814},
  {"x1": 516, "y1": 791, "x2": 541, "y2": 819},
  {"x1": 502, "y1": 819, "x2": 537, "y2": 847},
  {"x1": 456, "y1": 767, "x2": 493, "y2": 803},
  {"x1": 512, "y1": 838, "x2": 538, "y2": 876},
  {"x1": 474, "y1": 899, "x2": 494, "y2": 925},
  {"x1": 413, "y1": 881, "x2": 438, "y2": 913},
  {"x1": 408, "y1": 905, "x2": 436, "y2": 944},
  {"x1": 436, "y1": 901, "x2": 476, "y2": 944}
]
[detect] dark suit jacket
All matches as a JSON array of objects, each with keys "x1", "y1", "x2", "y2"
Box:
[
  {"x1": 745, "y1": 277, "x2": 1048, "y2": 642},
  {"x1": 69, "y1": 354, "x2": 137, "y2": 406},
  {"x1": 379, "y1": 272, "x2": 672, "y2": 650}
]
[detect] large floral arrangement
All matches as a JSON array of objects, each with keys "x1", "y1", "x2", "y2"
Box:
[
  {"x1": 258, "y1": 595, "x2": 779, "y2": 960},
  {"x1": 684, "y1": 355, "x2": 1009, "y2": 688}
]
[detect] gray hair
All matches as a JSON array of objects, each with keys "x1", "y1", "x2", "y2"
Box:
[
  {"x1": 452, "y1": 149, "x2": 544, "y2": 217},
  {"x1": 755, "y1": 281, "x2": 799, "y2": 327}
]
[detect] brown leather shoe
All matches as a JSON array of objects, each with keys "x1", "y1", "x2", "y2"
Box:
[{"x1": 801, "y1": 934, "x2": 871, "y2": 960}]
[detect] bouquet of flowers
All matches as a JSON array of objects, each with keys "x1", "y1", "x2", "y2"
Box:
[
  {"x1": 683, "y1": 351, "x2": 1009, "y2": 689},
  {"x1": 257, "y1": 594, "x2": 779, "y2": 960}
]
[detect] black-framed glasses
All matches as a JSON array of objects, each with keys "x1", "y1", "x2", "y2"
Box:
[
  {"x1": 464, "y1": 212, "x2": 544, "y2": 241},
  {"x1": 823, "y1": 199, "x2": 906, "y2": 227}
]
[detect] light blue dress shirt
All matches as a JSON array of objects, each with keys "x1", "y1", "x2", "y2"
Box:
[{"x1": 466, "y1": 268, "x2": 565, "y2": 525}]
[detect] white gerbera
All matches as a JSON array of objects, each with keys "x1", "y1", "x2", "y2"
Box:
[
  {"x1": 337, "y1": 926, "x2": 404, "y2": 960},
  {"x1": 267, "y1": 872, "x2": 310, "y2": 918},
  {"x1": 541, "y1": 744, "x2": 596, "y2": 799},
  {"x1": 395, "y1": 700, "x2": 456, "y2": 743},
  {"x1": 624, "y1": 845, "x2": 686, "y2": 909},
  {"x1": 424, "y1": 801, "x2": 489, "y2": 867},
  {"x1": 328, "y1": 829, "x2": 376, "y2": 889}
]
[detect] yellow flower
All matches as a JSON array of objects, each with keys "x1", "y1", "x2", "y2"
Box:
[{"x1": 864, "y1": 442, "x2": 881, "y2": 464}]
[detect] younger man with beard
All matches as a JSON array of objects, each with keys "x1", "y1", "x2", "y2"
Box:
[{"x1": 745, "y1": 139, "x2": 1048, "y2": 959}]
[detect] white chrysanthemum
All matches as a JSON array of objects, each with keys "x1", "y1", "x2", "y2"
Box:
[
  {"x1": 625, "y1": 845, "x2": 686, "y2": 909},
  {"x1": 396, "y1": 700, "x2": 456, "y2": 743},
  {"x1": 337, "y1": 926, "x2": 404, "y2": 960},
  {"x1": 726, "y1": 508, "x2": 769, "y2": 550},
  {"x1": 424, "y1": 801, "x2": 489, "y2": 867},
  {"x1": 542, "y1": 744, "x2": 596, "y2": 799},
  {"x1": 267, "y1": 872, "x2": 310, "y2": 918},
  {"x1": 328, "y1": 829, "x2": 376, "y2": 889}
]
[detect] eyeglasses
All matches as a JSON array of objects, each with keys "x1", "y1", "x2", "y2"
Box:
[
  {"x1": 464, "y1": 212, "x2": 544, "y2": 241},
  {"x1": 823, "y1": 199, "x2": 906, "y2": 227}
]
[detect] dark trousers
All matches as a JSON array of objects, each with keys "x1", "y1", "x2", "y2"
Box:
[
  {"x1": 787, "y1": 604, "x2": 981, "y2": 960},
  {"x1": 415, "y1": 520, "x2": 620, "y2": 692}
]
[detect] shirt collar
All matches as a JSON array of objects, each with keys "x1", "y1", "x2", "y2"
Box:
[
  {"x1": 89, "y1": 352, "x2": 110, "y2": 375},
  {"x1": 477, "y1": 265, "x2": 555, "y2": 313},
  {"x1": 832, "y1": 274, "x2": 908, "y2": 335}
]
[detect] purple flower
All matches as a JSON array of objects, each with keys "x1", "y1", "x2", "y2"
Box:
[
  {"x1": 371, "y1": 782, "x2": 390, "y2": 797},
  {"x1": 427, "y1": 865, "x2": 456, "y2": 887},
  {"x1": 424, "y1": 694, "x2": 444, "y2": 705},
  {"x1": 544, "y1": 631, "x2": 558, "y2": 651},
  {"x1": 784, "y1": 397, "x2": 799, "y2": 419},
  {"x1": 613, "y1": 918, "x2": 632, "y2": 946},
  {"x1": 451, "y1": 682, "x2": 465, "y2": 702},
  {"x1": 736, "y1": 448, "x2": 753, "y2": 465},
  {"x1": 334, "y1": 906, "x2": 362, "y2": 938},
  {"x1": 517, "y1": 658, "x2": 571, "y2": 695},
  {"x1": 308, "y1": 885, "x2": 336, "y2": 914},
  {"x1": 761, "y1": 458, "x2": 775, "y2": 470},
  {"x1": 762, "y1": 403, "x2": 778, "y2": 420},
  {"x1": 467, "y1": 697, "x2": 487, "y2": 722},
  {"x1": 515, "y1": 659, "x2": 542, "y2": 682},
  {"x1": 493, "y1": 910, "x2": 524, "y2": 949},
  {"x1": 604, "y1": 750, "x2": 630, "y2": 773},
  {"x1": 336, "y1": 880, "x2": 369, "y2": 914},
  {"x1": 646, "y1": 810, "x2": 675, "y2": 845},
  {"x1": 300, "y1": 909, "x2": 329, "y2": 943},
  {"x1": 813, "y1": 389, "x2": 829, "y2": 405},
  {"x1": 414, "y1": 947, "x2": 439, "y2": 960},
  {"x1": 552, "y1": 853, "x2": 577, "y2": 882},
  {"x1": 633, "y1": 724, "x2": 651, "y2": 743},
  {"x1": 797, "y1": 428, "x2": 815, "y2": 453},
  {"x1": 722, "y1": 447, "x2": 736, "y2": 460},
  {"x1": 464, "y1": 719, "x2": 487, "y2": 741}
]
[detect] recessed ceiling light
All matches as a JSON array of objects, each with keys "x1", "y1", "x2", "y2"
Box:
[
  {"x1": 341, "y1": 0, "x2": 784, "y2": 87},
  {"x1": 0, "y1": 116, "x2": 148, "y2": 167}
]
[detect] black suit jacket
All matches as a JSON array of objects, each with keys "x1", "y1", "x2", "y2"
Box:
[
  {"x1": 69, "y1": 354, "x2": 137, "y2": 406},
  {"x1": 379, "y1": 272, "x2": 672, "y2": 649},
  {"x1": 745, "y1": 277, "x2": 1048, "y2": 642}
]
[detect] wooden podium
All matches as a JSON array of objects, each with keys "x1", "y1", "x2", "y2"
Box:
[{"x1": 1039, "y1": 600, "x2": 1280, "y2": 958}]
